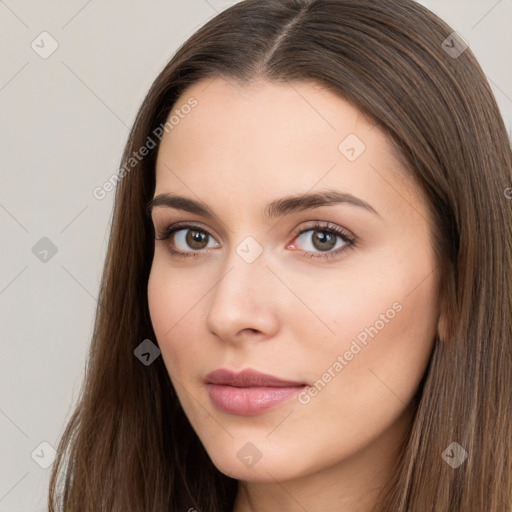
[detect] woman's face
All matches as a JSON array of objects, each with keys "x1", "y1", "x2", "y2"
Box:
[{"x1": 148, "y1": 77, "x2": 441, "y2": 487}]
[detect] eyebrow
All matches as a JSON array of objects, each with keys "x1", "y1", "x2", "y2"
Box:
[{"x1": 146, "y1": 189, "x2": 380, "y2": 219}]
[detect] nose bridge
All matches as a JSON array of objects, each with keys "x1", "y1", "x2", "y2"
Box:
[{"x1": 205, "y1": 238, "x2": 279, "y2": 341}]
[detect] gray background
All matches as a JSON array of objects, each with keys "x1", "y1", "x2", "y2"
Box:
[{"x1": 1, "y1": 1, "x2": 510, "y2": 510}]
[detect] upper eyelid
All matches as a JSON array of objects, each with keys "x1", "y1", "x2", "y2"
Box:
[
  {"x1": 296, "y1": 221, "x2": 353, "y2": 236},
  {"x1": 157, "y1": 220, "x2": 219, "y2": 238}
]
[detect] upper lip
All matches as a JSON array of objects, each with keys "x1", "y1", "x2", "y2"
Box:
[{"x1": 205, "y1": 368, "x2": 306, "y2": 388}]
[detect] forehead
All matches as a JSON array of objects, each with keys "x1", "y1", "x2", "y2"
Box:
[{"x1": 154, "y1": 77, "x2": 423, "y2": 216}]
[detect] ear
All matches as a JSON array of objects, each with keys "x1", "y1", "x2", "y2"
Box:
[
  {"x1": 436, "y1": 308, "x2": 450, "y2": 343},
  {"x1": 435, "y1": 264, "x2": 456, "y2": 343},
  {"x1": 436, "y1": 282, "x2": 456, "y2": 343}
]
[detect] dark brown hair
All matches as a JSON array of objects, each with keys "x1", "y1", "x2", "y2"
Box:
[{"x1": 49, "y1": 0, "x2": 512, "y2": 510}]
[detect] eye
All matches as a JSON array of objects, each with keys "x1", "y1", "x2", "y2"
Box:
[
  {"x1": 289, "y1": 222, "x2": 355, "y2": 260},
  {"x1": 155, "y1": 220, "x2": 355, "y2": 261},
  {"x1": 155, "y1": 223, "x2": 220, "y2": 258}
]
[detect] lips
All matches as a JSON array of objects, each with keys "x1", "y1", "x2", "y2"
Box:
[
  {"x1": 204, "y1": 368, "x2": 307, "y2": 415},
  {"x1": 205, "y1": 368, "x2": 306, "y2": 387}
]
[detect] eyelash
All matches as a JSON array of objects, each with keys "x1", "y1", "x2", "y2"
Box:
[{"x1": 154, "y1": 221, "x2": 356, "y2": 261}]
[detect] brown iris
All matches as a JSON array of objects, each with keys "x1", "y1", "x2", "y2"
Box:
[
  {"x1": 311, "y1": 231, "x2": 337, "y2": 251},
  {"x1": 185, "y1": 229, "x2": 209, "y2": 250}
]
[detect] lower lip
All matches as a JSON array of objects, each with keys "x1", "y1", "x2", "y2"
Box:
[{"x1": 207, "y1": 384, "x2": 306, "y2": 415}]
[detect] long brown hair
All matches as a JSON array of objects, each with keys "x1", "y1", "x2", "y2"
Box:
[{"x1": 49, "y1": 0, "x2": 512, "y2": 510}]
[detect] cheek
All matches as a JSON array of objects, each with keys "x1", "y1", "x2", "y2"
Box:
[
  {"x1": 147, "y1": 259, "x2": 207, "y2": 379},
  {"x1": 299, "y1": 255, "x2": 439, "y2": 420}
]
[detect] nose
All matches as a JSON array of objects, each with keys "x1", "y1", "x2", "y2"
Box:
[{"x1": 205, "y1": 245, "x2": 280, "y2": 344}]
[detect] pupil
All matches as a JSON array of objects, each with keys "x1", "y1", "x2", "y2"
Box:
[{"x1": 313, "y1": 231, "x2": 336, "y2": 251}]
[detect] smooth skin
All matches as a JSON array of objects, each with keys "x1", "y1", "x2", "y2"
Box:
[{"x1": 147, "y1": 77, "x2": 443, "y2": 512}]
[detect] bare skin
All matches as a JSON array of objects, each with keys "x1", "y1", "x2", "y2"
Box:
[{"x1": 147, "y1": 77, "x2": 443, "y2": 512}]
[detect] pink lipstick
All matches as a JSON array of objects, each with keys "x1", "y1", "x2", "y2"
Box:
[{"x1": 205, "y1": 368, "x2": 307, "y2": 416}]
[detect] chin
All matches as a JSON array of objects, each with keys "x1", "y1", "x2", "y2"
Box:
[{"x1": 203, "y1": 438, "x2": 312, "y2": 483}]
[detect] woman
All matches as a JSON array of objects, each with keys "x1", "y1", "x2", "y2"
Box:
[{"x1": 49, "y1": 0, "x2": 512, "y2": 510}]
